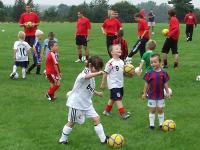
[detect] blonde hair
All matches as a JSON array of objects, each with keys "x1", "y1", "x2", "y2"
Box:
[
  {"x1": 18, "y1": 31, "x2": 26, "y2": 40},
  {"x1": 35, "y1": 29, "x2": 44, "y2": 37},
  {"x1": 108, "y1": 10, "x2": 114, "y2": 18},
  {"x1": 146, "y1": 39, "x2": 157, "y2": 50}
]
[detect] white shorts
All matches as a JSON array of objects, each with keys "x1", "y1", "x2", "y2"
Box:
[
  {"x1": 147, "y1": 99, "x2": 165, "y2": 108},
  {"x1": 68, "y1": 106, "x2": 99, "y2": 124},
  {"x1": 148, "y1": 22, "x2": 156, "y2": 27}
]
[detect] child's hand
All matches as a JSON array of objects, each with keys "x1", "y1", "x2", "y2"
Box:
[
  {"x1": 142, "y1": 94, "x2": 147, "y2": 100},
  {"x1": 165, "y1": 94, "x2": 171, "y2": 100},
  {"x1": 98, "y1": 71, "x2": 104, "y2": 75},
  {"x1": 95, "y1": 91, "x2": 104, "y2": 97}
]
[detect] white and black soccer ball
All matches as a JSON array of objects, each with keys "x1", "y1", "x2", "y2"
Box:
[
  {"x1": 196, "y1": 75, "x2": 200, "y2": 81},
  {"x1": 10, "y1": 72, "x2": 19, "y2": 79},
  {"x1": 164, "y1": 87, "x2": 172, "y2": 96}
]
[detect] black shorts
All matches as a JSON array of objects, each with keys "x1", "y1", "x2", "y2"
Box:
[
  {"x1": 110, "y1": 88, "x2": 123, "y2": 101},
  {"x1": 15, "y1": 61, "x2": 28, "y2": 68},
  {"x1": 76, "y1": 35, "x2": 88, "y2": 46},
  {"x1": 162, "y1": 38, "x2": 178, "y2": 54}
]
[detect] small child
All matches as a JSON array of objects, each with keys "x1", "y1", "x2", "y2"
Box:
[
  {"x1": 10, "y1": 31, "x2": 31, "y2": 79},
  {"x1": 142, "y1": 54, "x2": 170, "y2": 129},
  {"x1": 101, "y1": 44, "x2": 130, "y2": 119},
  {"x1": 113, "y1": 29, "x2": 128, "y2": 61},
  {"x1": 136, "y1": 40, "x2": 156, "y2": 75},
  {"x1": 45, "y1": 40, "x2": 61, "y2": 101},
  {"x1": 27, "y1": 29, "x2": 44, "y2": 75},
  {"x1": 59, "y1": 56, "x2": 108, "y2": 144}
]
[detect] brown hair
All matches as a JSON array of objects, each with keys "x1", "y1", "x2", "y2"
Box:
[
  {"x1": 151, "y1": 53, "x2": 161, "y2": 63},
  {"x1": 168, "y1": 9, "x2": 176, "y2": 17},
  {"x1": 48, "y1": 40, "x2": 57, "y2": 49},
  {"x1": 86, "y1": 56, "x2": 104, "y2": 71}
]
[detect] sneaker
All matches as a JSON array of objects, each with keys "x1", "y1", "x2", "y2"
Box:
[
  {"x1": 121, "y1": 112, "x2": 130, "y2": 119},
  {"x1": 103, "y1": 111, "x2": 110, "y2": 116},
  {"x1": 101, "y1": 136, "x2": 109, "y2": 144},
  {"x1": 75, "y1": 59, "x2": 81, "y2": 63},
  {"x1": 149, "y1": 126, "x2": 155, "y2": 130},
  {"x1": 59, "y1": 140, "x2": 68, "y2": 145},
  {"x1": 46, "y1": 93, "x2": 52, "y2": 101}
]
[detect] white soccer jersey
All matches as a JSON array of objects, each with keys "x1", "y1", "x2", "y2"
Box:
[
  {"x1": 13, "y1": 40, "x2": 31, "y2": 61},
  {"x1": 67, "y1": 68, "x2": 96, "y2": 110},
  {"x1": 104, "y1": 58, "x2": 124, "y2": 89}
]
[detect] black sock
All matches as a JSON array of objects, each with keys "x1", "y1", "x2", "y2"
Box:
[{"x1": 36, "y1": 66, "x2": 41, "y2": 74}]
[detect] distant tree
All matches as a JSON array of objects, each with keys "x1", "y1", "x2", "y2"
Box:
[
  {"x1": 42, "y1": 6, "x2": 58, "y2": 22},
  {"x1": 57, "y1": 4, "x2": 70, "y2": 21},
  {"x1": 12, "y1": 0, "x2": 26, "y2": 22},
  {"x1": 111, "y1": 1, "x2": 139, "y2": 23},
  {"x1": 194, "y1": 8, "x2": 200, "y2": 22},
  {"x1": 0, "y1": 0, "x2": 6, "y2": 21},
  {"x1": 26, "y1": 0, "x2": 34, "y2": 7},
  {"x1": 168, "y1": 0, "x2": 194, "y2": 22}
]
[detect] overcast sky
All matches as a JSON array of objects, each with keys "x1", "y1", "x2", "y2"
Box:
[{"x1": 1, "y1": 0, "x2": 200, "y2": 7}]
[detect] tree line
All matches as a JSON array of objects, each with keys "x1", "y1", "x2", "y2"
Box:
[{"x1": 0, "y1": 0, "x2": 199, "y2": 23}]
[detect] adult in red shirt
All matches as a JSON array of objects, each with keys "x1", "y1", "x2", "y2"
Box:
[
  {"x1": 19, "y1": 4, "x2": 40, "y2": 47},
  {"x1": 162, "y1": 9, "x2": 180, "y2": 69},
  {"x1": 184, "y1": 10, "x2": 197, "y2": 42},
  {"x1": 75, "y1": 11, "x2": 91, "y2": 63},
  {"x1": 126, "y1": 9, "x2": 150, "y2": 64},
  {"x1": 101, "y1": 10, "x2": 122, "y2": 57},
  {"x1": 45, "y1": 40, "x2": 61, "y2": 101}
]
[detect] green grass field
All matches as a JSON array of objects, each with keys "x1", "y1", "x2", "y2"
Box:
[{"x1": 0, "y1": 22, "x2": 200, "y2": 150}]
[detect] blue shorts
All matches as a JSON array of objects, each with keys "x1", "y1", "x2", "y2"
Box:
[
  {"x1": 15, "y1": 61, "x2": 28, "y2": 68},
  {"x1": 110, "y1": 88, "x2": 123, "y2": 101}
]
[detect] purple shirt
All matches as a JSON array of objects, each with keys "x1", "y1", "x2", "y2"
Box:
[{"x1": 144, "y1": 69, "x2": 169, "y2": 100}]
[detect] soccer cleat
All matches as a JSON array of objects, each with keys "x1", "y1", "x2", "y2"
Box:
[
  {"x1": 159, "y1": 125, "x2": 163, "y2": 129},
  {"x1": 101, "y1": 136, "x2": 109, "y2": 144},
  {"x1": 149, "y1": 126, "x2": 155, "y2": 130},
  {"x1": 10, "y1": 72, "x2": 16, "y2": 79},
  {"x1": 46, "y1": 93, "x2": 52, "y2": 101},
  {"x1": 75, "y1": 59, "x2": 81, "y2": 63},
  {"x1": 121, "y1": 112, "x2": 130, "y2": 119},
  {"x1": 125, "y1": 57, "x2": 132, "y2": 64},
  {"x1": 59, "y1": 140, "x2": 68, "y2": 145},
  {"x1": 103, "y1": 111, "x2": 110, "y2": 116}
]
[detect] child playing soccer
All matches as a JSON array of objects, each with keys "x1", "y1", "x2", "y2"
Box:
[
  {"x1": 27, "y1": 29, "x2": 44, "y2": 75},
  {"x1": 101, "y1": 44, "x2": 130, "y2": 119},
  {"x1": 10, "y1": 31, "x2": 31, "y2": 79},
  {"x1": 45, "y1": 40, "x2": 61, "y2": 101},
  {"x1": 142, "y1": 54, "x2": 170, "y2": 129},
  {"x1": 136, "y1": 39, "x2": 156, "y2": 75},
  {"x1": 59, "y1": 56, "x2": 108, "y2": 144}
]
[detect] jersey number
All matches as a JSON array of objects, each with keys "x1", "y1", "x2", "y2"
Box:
[
  {"x1": 19, "y1": 47, "x2": 26, "y2": 57},
  {"x1": 116, "y1": 66, "x2": 119, "y2": 71}
]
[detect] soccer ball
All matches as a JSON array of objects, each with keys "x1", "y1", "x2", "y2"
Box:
[
  {"x1": 162, "y1": 29, "x2": 169, "y2": 36},
  {"x1": 196, "y1": 75, "x2": 200, "y2": 81},
  {"x1": 26, "y1": 21, "x2": 33, "y2": 28},
  {"x1": 10, "y1": 72, "x2": 19, "y2": 79},
  {"x1": 164, "y1": 87, "x2": 172, "y2": 97},
  {"x1": 134, "y1": 67, "x2": 142, "y2": 76},
  {"x1": 162, "y1": 120, "x2": 176, "y2": 131},
  {"x1": 124, "y1": 64, "x2": 134, "y2": 77},
  {"x1": 107, "y1": 134, "x2": 124, "y2": 148}
]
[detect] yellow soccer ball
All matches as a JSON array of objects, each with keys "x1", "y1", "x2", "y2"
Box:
[
  {"x1": 162, "y1": 28, "x2": 169, "y2": 36},
  {"x1": 26, "y1": 21, "x2": 33, "y2": 28},
  {"x1": 162, "y1": 120, "x2": 176, "y2": 132},
  {"x1": 124, "y1": 64, "x2": 134, "y2": 77},
  {"x1": 107, "y1": 134, "x2": 125, "y2": 149}
]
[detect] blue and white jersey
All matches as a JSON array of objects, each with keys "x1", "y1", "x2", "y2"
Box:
[
  {"x1": 43, "y1": 38, "x2": 58, "y2": 57},
  {"x1": 33, "y1": 38, "x2": 42, "y2": 55}
]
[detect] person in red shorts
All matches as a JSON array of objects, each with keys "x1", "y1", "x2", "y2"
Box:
[
  {"x1": 19, "y1": 4, "x2": 40, "y2": 47},
  {"x1": 75, "y1": 11, "x2": 91, "y2": 63},
  {"x1": 45, "y1": 40, "x2": 61, "y2": 101},
  {"x1": 101, "y1": 10, "x2": 122, "y2": 58}
]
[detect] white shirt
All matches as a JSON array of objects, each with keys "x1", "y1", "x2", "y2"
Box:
[
  {"x1": 13, "y1": 40, "x2": 31, "y2": 61},
  {"x1": 67, "y1": 68, "x2": 95, "y2": 110},
  {"x1": 104, "y1": 58, "x2": 124, "y2": 89}
]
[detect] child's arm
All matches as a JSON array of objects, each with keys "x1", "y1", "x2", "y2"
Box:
[
  {"x1": 142, "y1": 82, "x2": 148, "y2": 100},
  {"x1": 85, "y1": 71, "x2": 104, "y2": 79},
  {"x1": 13, "y1": 49, "x2": 16, "y2": 61},
  {"x1": 101, "y1": 27, "x2": 106, "y2": 35},
  {"x1": 94, "y1": 90, "x2": 103, "y2": 97},
  {"x1": 40, "y1": 48, "x2": 44, "y2": 58},
  {"x1": 32, "y1": 45, "x2": 37, "y2": 56},
  {"x1": 164, "y1": 83, "x2": 170, "y2": 99},
  {"x1": 137, "y1": 60, "x2": 144, "y2": 76},
  {"x1": 100, "y1": 72, "x2": 107, "y2": 90},
  {"x1": 54, "y1": 64, "x2": 61, "y2": 78}
]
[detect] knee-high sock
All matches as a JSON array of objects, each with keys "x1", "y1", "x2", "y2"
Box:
[
  {"x1": 94, "y1": 123, "x2": 106, "y2": 143},
  {"x1": 59, "y1": 125, "x2": 72, "y2": 142},
  {"x1": 149, "y1": 113, "x2": 155, "y2": 126},
  {"x1": 22, "y1": 67, "x2": 26, "y2": 78},
  {"x1": 158, "y1": 113, "x2": 164, "y2": 126}
]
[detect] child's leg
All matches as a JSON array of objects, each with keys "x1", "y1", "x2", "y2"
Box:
[
  {"x1": 59, "y1": 122, "x2": 74, "y2": 143},
  {"x1": 104, "y1": 99, "x2": 114, "y2": 113},
  {"x1": 48, "y1": 80, "x2": 60, "y2": 98},
  {"x1": 36, "y1": 64, "x2": 41, "y2": 74},
  {"x1": 157, "y1": 107, "x2": 164, "y2": 127},
  {"x1": 116, "y1": 100, "x2": 125, "y2": 115},
  {"x1": 22, "y1": 67, "x2": 26, "y2": 79},
  {"x1": 12, "y1": 64, "x2": 17, "y2": 73},
  {"x1": 149, "y1": 107, "x2": 156, "y2": 127},
  {"x1": 84, "y1": 45, "x2": 89, "y2": 61}
]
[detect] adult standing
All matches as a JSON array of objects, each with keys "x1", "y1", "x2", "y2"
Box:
[
  {"x1": 184, "y1": 10, "x2": 197, "y2": 42},
  {"x1": 75, "y1": 11, "x2": 91, "y2": 63},
  {"x1": 101, "y1": 10, "x2": 122, "y2": 58},
  {"x1": 19, "y1": 4, "x2": 40, "y2": 47},
  {"x1": 148, "y1": 9, "x2": 156, "y2": 35},
  {"x1": 162, "y1": 9, "x2": 180, "y2": 70}
]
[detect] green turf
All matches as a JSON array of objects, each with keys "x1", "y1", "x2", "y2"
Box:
[{"x1": 0, "y1": 22, "x2": 200, "y2": 150}]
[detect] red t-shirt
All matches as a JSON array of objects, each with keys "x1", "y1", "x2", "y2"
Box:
[
  {"x1": 138, "y1": 18, "x2": 150, "y2": 40},
  {"x1": 46, "y1": 51, "x2": 59, "y2": 75},
  {"x1": 184, "y1": 12, "x2": 197, "y2": 25},
  {"x1": 113, "y1": 37, "x2": 128, "y2": 60},
  {"x1": 76, "y1": 17, "x2": 91, "y2": 36},
  {"x1": 102, "y1": 18, "x2": 122, "y2": 36},
  {"x1": 19, "y1": 12, "x2": 40, "y2": 36},
  {"x1": 168, "y1": 16, "x2": 180, "y2": 40}
]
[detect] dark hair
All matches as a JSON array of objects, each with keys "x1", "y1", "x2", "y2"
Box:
[
  {"x1": 118, "y1": 29, "x2": 124, "y2": 37},
  {"x1": 87, "y1": 56, "x2": 104, "y2": 71},
  {"x1": 189, "y1": 10, "x2": 193, "y2": 13},
  {"x1": 168, "y1": 9, "x2": 176, "y2": 17},
  {"x1": 48, "y1": 40, "x2": 57, "y2": 49},
  {"x1": 48, "y1": 32, "x2": 55, "y2": 38},
  {"x1": 78, "y1": 10, "x2": 84, "y2": 15},
  {"x1": 151, "y1": 53, "x2": 161, "y2": 63}
]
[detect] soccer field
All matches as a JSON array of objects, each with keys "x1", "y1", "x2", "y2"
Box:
[{"x1": 0, "y1": 22, "x2": 200, "y2": 150}]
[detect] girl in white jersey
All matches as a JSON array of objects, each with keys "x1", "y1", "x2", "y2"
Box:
[
  {"x1": 10, "y1": 31, "x2": 31, "y2": 79},
  {"x1": 59, "y1": 56, "x2": 109, "y2": 144},
  {"x1": 101, "y1": 44, "x2": 130, "y2": 119}
]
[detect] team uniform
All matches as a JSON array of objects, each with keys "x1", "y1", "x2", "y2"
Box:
[
  {"x1": 113, "y1": 37, "x2": 128, "y2": 61},
  {"x1": 162, "y1": 16, "x2": 180, "y2": 55},
  {"x1": 184, "y1": 12, "x2": 197, "y2": 41},
  {"x1": 143, "y1": 69, "x2": 169, "y2": 108},
  {"x1": 141, "y1": 50, "x2": 154, "y2": 73},
  {"x1": 76, "y1": 17, "x2": 91, "y2": 46},
  {"x1": 102, "y1": 18, "x2": 122, "y2": 57},
  {"x1": 148, "y1": 12, "x2": 155, "y2": 27}
]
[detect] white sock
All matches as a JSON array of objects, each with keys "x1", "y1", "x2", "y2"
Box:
[
  {"x1": 94, "y1": 123, "x2": 106, "y2": 143},
  {"x1": 158, "y1": 113, "x2": 164, "y2": 126},
  {"x1": 12, "y1": 65, "x2": 17, "y2": 73},
  {"x1": 149, "y1": 113, "x2": 155, "y2": 126},
  {"x1": 22, "y1": 68, "x2": 26, "y2": 78},
  {"x1": 59, "y1": 125, "x2": 72, "y2": 142}
]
